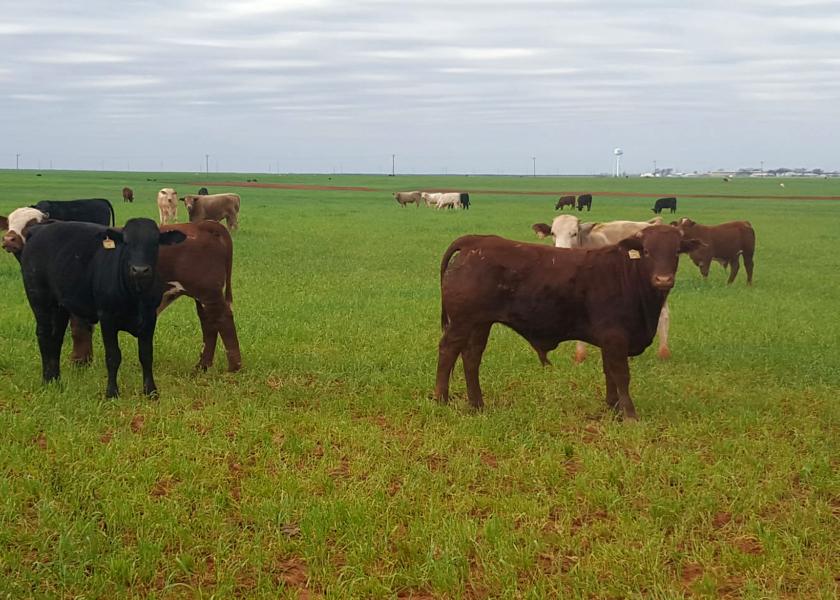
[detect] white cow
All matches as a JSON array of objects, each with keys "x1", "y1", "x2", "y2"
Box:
[
  {"x1": 422, "y1": 192, "x2": 462, "y2": 210},
  {"x1": 157, "y1": 188, "x2": 178, "y2": 224},
  {"x1": 0, "y1": 207, "x2": 48, "y2": 253},
  {"x1": 533, "y1": 215, "x2": 671, "y2": 362}
]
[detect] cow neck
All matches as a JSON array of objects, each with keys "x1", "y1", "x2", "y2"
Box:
[{"x1": 600, "y1": 246, "x2": 667, "y2": 336}]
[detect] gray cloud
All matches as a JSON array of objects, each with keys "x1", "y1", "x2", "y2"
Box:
[{"x1": 1, "y1": 0, "x2": 838, "y2": 173}]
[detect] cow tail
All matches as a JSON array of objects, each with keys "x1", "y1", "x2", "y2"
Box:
[
  {"x1": 107, "y1": 199, "x2": 116, "y2": 226},
  {"x1": 439, "y1": 237, "x2": 467, "y2": 330}
]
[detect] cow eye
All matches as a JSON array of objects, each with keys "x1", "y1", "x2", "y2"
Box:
[{"x1": 570, "y1": 232, "x2": 577, "y2": 237}]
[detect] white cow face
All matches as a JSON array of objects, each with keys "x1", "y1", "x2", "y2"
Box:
[{"x1": 549, "y1": 215, "x2": 582, "y2": 248}]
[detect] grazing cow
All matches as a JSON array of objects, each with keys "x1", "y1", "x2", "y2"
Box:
[
  {"x1": 19, "y1": 219, "x2": 186, "y2": 397},
  {"x1": 555, "y1": 195, "x2": 575, "y2": 210},
  {"x1": 122, "y1": 187, "x2": 134, "y2": 203},
  {"x1": 652, "y1": 197, "x2": 677, "y2": 214},
  {"x1": 435, "y1": 227, "x2": 701, "y2": 418},
  {"x1": 68, "y1": 220, "x2": 242, "y2": 373},
  {"x1": 198, "y1": 187, "x2": 209, "y2": 195},
  {"x1": 531, "y1": 215, "x2": 671, "y2": 361},
  {"x1": 32, "y1": 198, "x2": 115, "y2": 226},
  {"x1": 181, "y1": 193, "x2": 241, "y2": 231},
  {"x1": 672, "y1": 218, "x2": 755, "y2": 284},
  {"x1": 577, "y1": 194, "x2": 593, "y2": 211},
  {"x1": 394, "y1": 191, "x2": 422, "y2": 207},
  {"x1": 460, "y1": 193, "x2": 470, "y2": 210},
  {"x1": 157, "y1": 188, "x2": 178, "y2": 224},
  {"x1": 1, "y1": 207, "x2": 49, "y2": 254}
]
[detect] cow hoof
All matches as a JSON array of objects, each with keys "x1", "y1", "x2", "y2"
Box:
[
  {"x1": 657, "y1": 347, "x2": 671, "y2": 360},
  {"x1": 194, "y1": 362, "x2": 210, "y2": 373}
]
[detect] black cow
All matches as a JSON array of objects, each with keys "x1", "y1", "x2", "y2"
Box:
[
  {"x1": 576, "y1": 194, "x2": 593, "y2": 211},
  {"x1": 459, "y1": 193, "x2": 470, "y2": 210},
  {"x1": 19, "y1": 219, "x2": 185, "y2": 398},
  {"x1": 32, "y1": 198, "x2": 115, "y2": 226},
  {"x1": 198, "y1": 187, "x2": 209, "y2": 195},
  {"x1": 652, "y1": 197, "x2": 677, "y2": 214}
]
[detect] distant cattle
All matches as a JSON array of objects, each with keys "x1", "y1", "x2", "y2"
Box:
[
  {"x1": 421, "y1": 192, "x2": 467, "y2": 210},
  {"x1": 652, "y1": 197, "x2": 677, "y2": 214},
  {"x1": 555, "y1": 195, "x2": 575, "y2": 210},
  {"x1": 198, "y1": 187, "x2": 209, "y2": 195},
  {"x1": 394, "y1": 191, "x2": 422, "y2": 207},
  {"x1": 69, "y1": 220, "x2": 241, "y2": 373},
  {"x1": 576, "y1": 194, "x2": 593, "y2": 211},
  {"x1": 531, "y1": 214, "x2": 671, "y2": 361},
  {"x1": 182, "y1": 193, "x2": 240, "y2": 231},
  {"x1": 157, "y1": 188, "x2": 178, "y2": 224},
  {"x1": 31, "y1": 198, "x2": 115, "y2": 226},
  {"x1": 673, "y1": 218, "x2": 755, "y2": 284},
  {"x1": 122, "y1": 187, "x2": 134, "y2": 203},
  {"x1": 435, "y1": 227, "x2": 702, "y2": 418},
  {"x1": 0, "y1": 207, "x2": 49, "y2": 254},
  {"x1": 460, "y1": 193, "x2": 470, "y2": 210},
  {"x1": 18, "y1": 219, "x2": 186, "y2": 397}
]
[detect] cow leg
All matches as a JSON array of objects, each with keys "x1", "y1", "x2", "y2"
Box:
[
  {"x1": 137, "y1": 316, "x2": 158, "y2": 397},
  {"x1": 227, "y1": 212, "x2": 238, "y2": 232},
  {"x1": 600, "y1": 342, "x2": 637, "y2": 420},
  {"x1": 34, "y1": 306, "x2": 69, "y2": 383},
  {"x1": 217, "y1": 306, "x2": 242, "y2": 372},
  {"x1": 656, "y1": 301, "x2": 671, "y2": 360},
  {"x1": 69, "y1": 316, "x2": 94, "y2": 365},
  {"x1": 743, "y1": 251, "x2": 754, "y2": 285},
  {"x1": 726, "y1": 255, "x2": 741, "y2": 284},
  {"x1": 462, "y1": 323, "x2": 492, "y2": 409},
  {"x1": 194, "y1": 299, "x2": 218, "y2": 371},
  {"x1": 100, "y1": 320, "x2": 122, "y2": 398},
  {"x1": 434, "y1": 325, "x2": 470, "y2": 403}
]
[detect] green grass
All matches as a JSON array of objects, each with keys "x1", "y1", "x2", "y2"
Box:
[{"x1": 0, "y1": 170, "x2": 837, "y2": 598}]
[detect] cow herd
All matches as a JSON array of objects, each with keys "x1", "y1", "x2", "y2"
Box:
[
  {"x1": 433, "y1": 196, "x2": 756, "y2": 419},
  {"x1": 1, "y1": 186, "x2": 756, "y2": 420},
  {"x1": 394, "y1": 190, "x2": 470, "y2": 209},
  {"x1": 1, "y1": 191, "x2": 242, "y2": 398}
]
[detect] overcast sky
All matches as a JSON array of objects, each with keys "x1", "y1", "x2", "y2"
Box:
[{"x1": 1, "y1": 0, "x2": 838, "y2": 174}]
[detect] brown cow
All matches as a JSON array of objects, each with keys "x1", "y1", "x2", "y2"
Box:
[
  {"x1": 434, "y1": 226, "x2": 701, "y2": 419},
  {"x1": 67, "y1": 221, "x2": 241, "y2": 372},
  {"x1": 182, "y1": 193, "x2": 240, "y2": 231},
  {"x1": 672, "y1": 218, "x2": 755, "y2": 284},
  {"x1": 554, "y1": 195, "x2": 575, "y2": 210},
  {"x1": 122, "y1": 187, "x2": 134, "y2": 203}
]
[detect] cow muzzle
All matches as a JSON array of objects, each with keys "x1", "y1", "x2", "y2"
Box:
[
  {"x1": 652, "y1": 275, "x2": 674, "y2": 290},
  {"x1": 1, "y1": 232, "x2": 24, "y2": 254}
]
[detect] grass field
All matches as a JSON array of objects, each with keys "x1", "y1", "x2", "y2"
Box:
[{"x1": 0, "y1": 170, "x2": 837, "y2": 598}]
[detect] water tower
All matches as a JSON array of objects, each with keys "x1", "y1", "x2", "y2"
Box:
[{"x1": 613, "y1": 148, "x2": 623, "y2": 177}]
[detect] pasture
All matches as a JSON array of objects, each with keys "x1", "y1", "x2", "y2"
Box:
[{"x1": 0, "y1": 171, "x2": 837, "y2": 598}]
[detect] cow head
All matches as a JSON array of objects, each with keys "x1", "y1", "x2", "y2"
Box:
[
  {"x1": 182, "y1": 196, "x2": 197, "y2": 213},
  {"x1": 101, "y1": 218, "x2": 186, "y2": 291},
  {"x1": 544, "y1": 215, "x2": 583, "y2": 248},
  {"x1": 1, "y1": 207, "x2": 48, "y2": 254},
  {"x1": 619, "y1": 225, "x2": 703, "y2": 291}
]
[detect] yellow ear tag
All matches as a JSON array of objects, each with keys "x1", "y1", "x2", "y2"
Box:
[
  {"x1": 628, "y1": 249, "x2": 641, "y2": 260},
  {"x1": 103, "y1": 237, "x2": 116, "y2": 250}
]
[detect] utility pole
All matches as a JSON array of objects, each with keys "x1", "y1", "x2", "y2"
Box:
[
  {"x1": 531, "y1": 156, "x2": 536, "y2": 177},
  {"x1": 16, "y1": 153, "x2": 20, "y2": 170},
  {"x1": 205, "y1": 154, "x2": 210, "y2": 174},
  {"x1": 760, "y1": 160, "x2": 764, "y2": 174},
  {"x1": 654, "y1": 160, "x2": 657, "y2": 175},
  {"x1": 391, "y1": 153, "x2": 395, "y2": 176}
]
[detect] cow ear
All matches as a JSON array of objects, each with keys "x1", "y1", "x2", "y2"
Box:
[
  {"x1": 579, "y1": 222, "x2": 597, "y2": 236},
  {"x1": 159, "y1": 230, "x2": 187, "y2": 246},
  {"x1": 106, "y1": 229, "x2": 124, "y2": 244},
  {"x1": 0, "y1": 216, "x2": 7, "y2": 231},
  {"x1": 618, "y1": 232, "x2": 644, "y2": 251},
  {"x1": 679, "y1": 238, "x2": 705, "y2": 254},
  {"x1": 532, "y1": 223, "x2": 551, "y2": 238}
]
